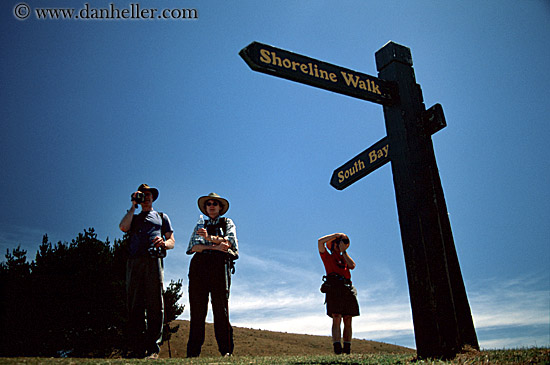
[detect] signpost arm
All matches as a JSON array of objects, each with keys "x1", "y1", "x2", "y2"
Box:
[{"x1": 375, "y1": 42, "x2": 479, "y2": 359}]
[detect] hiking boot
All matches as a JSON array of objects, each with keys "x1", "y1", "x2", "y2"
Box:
[
  {"x1": 333, "y1": 342, "x2": 342, "y2": 354},
  {"x1": 343, "y1": 342, "x2": 351, "y2": 354}
]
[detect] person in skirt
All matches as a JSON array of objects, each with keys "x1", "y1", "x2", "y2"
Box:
[{"x1": 318, "y1": 233, "x2": 360, "y2": 354}]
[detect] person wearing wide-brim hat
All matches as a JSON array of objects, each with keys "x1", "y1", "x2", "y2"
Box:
[
  {"x1": 119, "y1": 184, "x2": 175, "y2": 359},
  {"x1": 137, "y1": 183, "x2": 159, "y2": 202},
  {"x1": 186, "y1": 192, "x2": 239, "y2": 358},
  {"x1": 197, "y1": 192, "x2": 229, "y2": 217}
]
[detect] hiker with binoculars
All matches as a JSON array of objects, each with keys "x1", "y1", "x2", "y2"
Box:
[
  {"x1": 318, "y1": 233, "x2": 360, "y2": 355},
  {"x1": 119, "y1": 183, "x2": 175, "y2": 359}
]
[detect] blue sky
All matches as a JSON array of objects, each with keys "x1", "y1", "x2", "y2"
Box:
[{"x1": 1, "y1": 0, "x2": 549, "y2": 350}]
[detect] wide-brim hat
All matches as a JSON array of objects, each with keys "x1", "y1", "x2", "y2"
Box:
[
  {"x1": 137, "y1": 184, "x2": 159, "y2": 201},
  {"x1": 198, "y1": 192, "x2": 229, "y2": 216}
]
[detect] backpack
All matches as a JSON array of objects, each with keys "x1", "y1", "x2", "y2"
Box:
[{"x1": 205, "y1": 217, "x2": 238, "y2": 273}]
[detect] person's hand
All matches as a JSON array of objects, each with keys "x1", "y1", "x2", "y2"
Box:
[
  {"x1": 152, "y1": 236, "x2": 165, "y2": 248},
  {"x1": 334, "y1": 233, "x2": 349, "y2": 252},
  {"x1": 130, "y1": 191, "x2": 141, "y2": 208},
  {"x1": 339, "y1": 241, "x2": 350, "y2": 252},
  {"x1": 197, "y1": 228, "x2": 207, "y2": 237},
  {"x1": 215, "y1": 242, "x2": 230, "y2": 252}
]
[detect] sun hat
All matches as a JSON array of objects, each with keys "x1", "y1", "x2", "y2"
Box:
[
  {"x1": 198, "y1": 192, "x2": 229, "y2": 216},
  {"x1": 137, "y1": 184, "x2": 159, "y2": 201}
]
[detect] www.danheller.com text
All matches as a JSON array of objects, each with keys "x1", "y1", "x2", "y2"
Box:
[{"x1": 19, "y1": 3, "x2": 199, "y2": 20}]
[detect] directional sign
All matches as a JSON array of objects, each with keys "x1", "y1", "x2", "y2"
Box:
[
  {"x1": 240, "y1": 42, "x2": 397, "y2": 106},
  {"x1": 330, "y1": 136, "x2": 390, "y2": 190},
  {"x1": 240, "y1": 40, "x2": 478, "y2": 359}
]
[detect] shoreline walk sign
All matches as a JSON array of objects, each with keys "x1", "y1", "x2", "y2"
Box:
[
  {"x1": 239, "y1": 42, "x2": 397, "y2": 106},
  {"x1": 240, "y1": 41, "x2": 479, "y2": 359}
]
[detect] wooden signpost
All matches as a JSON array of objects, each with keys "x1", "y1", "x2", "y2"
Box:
[
  {"x1": 330, "y1": 104, "x2": 445, "y2": 191},
  {"x1": 240, "y1": 41, "x2": 479, "y2": 359}
]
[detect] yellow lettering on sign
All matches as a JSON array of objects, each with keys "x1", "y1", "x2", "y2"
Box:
[
  {"x1": 340, "y1": 72, "x2": 382, "y2": 95},
  {"x1": 258, "y1": 48, "x2": 384, "y2": 96},
  {"x1": 369, "y1": 144, "x2": 389, "y2": 163},
  {"x1": 259, "y1": 49, "x2": 271, "y2": 64},
  {"x1": 337, "y1": 159, "x2": 367, "y2": 183},
  {"x1": 259, "y1": 49, "x2": 338, "y2": 83}
]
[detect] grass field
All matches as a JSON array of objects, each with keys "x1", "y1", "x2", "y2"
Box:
[
  {"x1": 1, "y1": 348, "x2": 548, "y2": 364},
  {"x1": 1, "y1": 321, "x2": 547, "y2": 364}
]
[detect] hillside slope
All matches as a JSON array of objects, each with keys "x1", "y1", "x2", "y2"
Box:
[{"x1": 160, "y1": 320, "x2": 414, "y2": 358}]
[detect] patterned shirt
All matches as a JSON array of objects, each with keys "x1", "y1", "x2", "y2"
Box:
[{"x1": 186, "y1": 216, "x2": 238, "y2": 257}]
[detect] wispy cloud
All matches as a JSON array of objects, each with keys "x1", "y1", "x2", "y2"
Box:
[
  {"x1": 469, "y1": 275, "x2": 549, "y2": 328},
  {"x1": 5, "y1": 227, "x2": 546, "y2": 350},
  {"x1": 178, "y1": 251, "x2": 416, "y2": 346},
  {"x1": 176, "y1": 252, "x2": 549, "y2": 350},
  {"x1": 466, "y1": 274, "x2": 550, "y2": 349}
]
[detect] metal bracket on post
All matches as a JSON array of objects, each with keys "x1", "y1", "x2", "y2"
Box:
[{"x1": 422, "y1": 103, "x2": 447, "y2": 135}]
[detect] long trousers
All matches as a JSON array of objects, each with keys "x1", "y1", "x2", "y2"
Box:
[
  {"x1": 186, "y1": 251, "x2": 234, "y2": 357},
  {"x1": 126, "y1": 256, "x2": 164, "y2": 356}
]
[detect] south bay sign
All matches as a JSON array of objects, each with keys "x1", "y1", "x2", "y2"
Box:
[{"x1": 240, "y1": 41, "x2": 478, "y2": 359}]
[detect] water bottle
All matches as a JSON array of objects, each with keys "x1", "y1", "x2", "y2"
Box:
[{"x1": 196, "y1": 214, "x2": 205, "y2": 244}]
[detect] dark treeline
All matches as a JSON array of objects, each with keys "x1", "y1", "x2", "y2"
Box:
[{"x1": 0, "y1": 228, "x2": 184, "y2": 358}]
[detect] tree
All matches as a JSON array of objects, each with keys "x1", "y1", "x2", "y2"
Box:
[
  {"x1": 19, "y1": 229, "x2": 127, "y2": 357},
  {"x1": 162, "y1": 279, "x2": 185, "y2": 358},
  {"x1": 0, "y1": 228, "x2": 184, "y2": 358},
  {"x1": 0, "y1": 245, "x2": 32, "y2": 355}
]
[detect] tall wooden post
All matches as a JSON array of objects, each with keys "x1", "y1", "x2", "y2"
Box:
[
  {"x1": 375, "y1": 42, "x2": 479, "y2": 358},
  {"x1": 240, "y1": 40, "x2": 480, "y2": 358}
]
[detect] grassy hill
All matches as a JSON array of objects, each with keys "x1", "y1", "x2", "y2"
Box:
[
  {"x1": 1, "y1": 324, "x2": 547, "y2": 364},
  {"x1": 159, "y1": 320, "x2": 414, "y2": 358}
]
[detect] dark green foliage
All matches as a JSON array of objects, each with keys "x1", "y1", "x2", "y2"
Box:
[
  {"x1": 162, "y1": 279, "x2": 185, "y2": 357},
  {"x1": 0, "y1": 244, "x2": 33, "y2": 355},
  {"x1": 0, "y1": 228, "x2": 184, "y2": 358}
]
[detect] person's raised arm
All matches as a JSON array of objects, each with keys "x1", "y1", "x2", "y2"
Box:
[
  {"x1": 318, "y1": 233, "x2": 344, "y2": 253},
  {"x1": 119, "y1": 201, "x2": 137, "y2": 232}
]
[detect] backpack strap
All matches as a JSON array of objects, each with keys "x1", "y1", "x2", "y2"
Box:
[
  {"x1": 205, "y1": 217, "x2": 227, "y2": 236},
  {"x1": 219, "y1": 217, "x2": 227, "y2": 236},
  {"x1": 158, "y1": 212, "x2": 166, "y2": 238}
]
